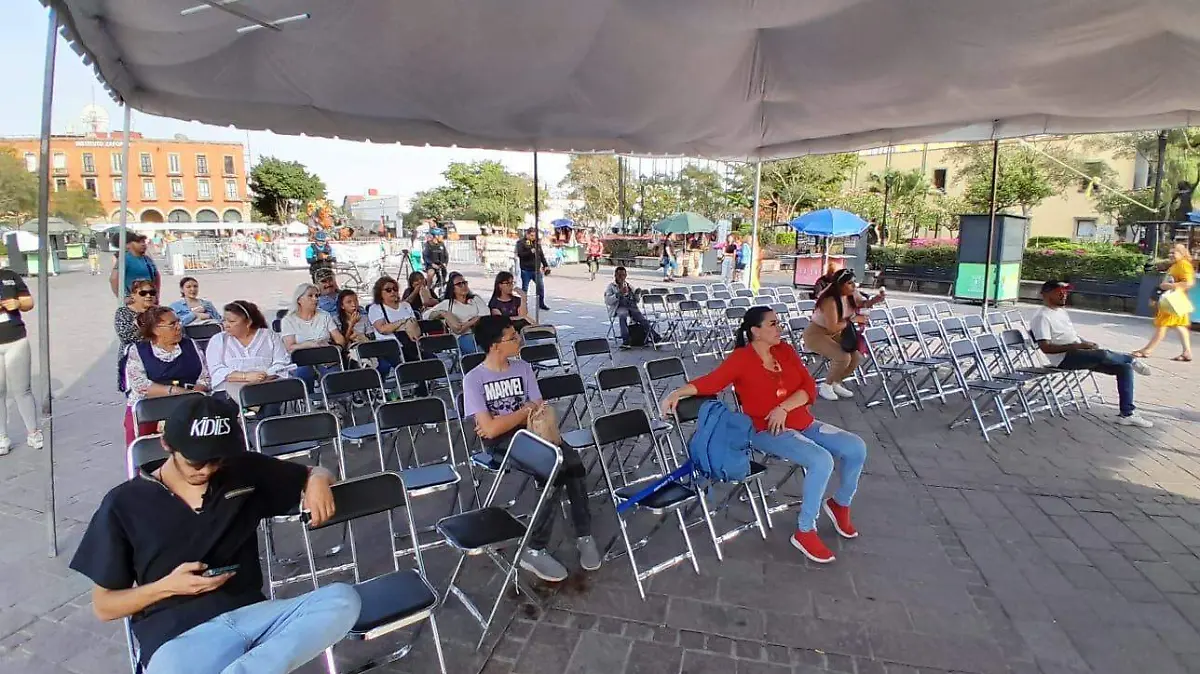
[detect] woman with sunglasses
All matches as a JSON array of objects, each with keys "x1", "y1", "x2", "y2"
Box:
[
  {"x1": 425, "y1": 272, "x2": 489, "y2": 354},
  {"x1": 369, "y1": 276, "x2": 421, "y2": 363},
  {"x1": 488, "y1": 271, "x2": 535, "y2": 331},
  {"x1": 123, "y1": 306, "x2": 210, "y2": 444},
  {"x1": 401, "y1": 271, "x2": 438, "y2": 316},
  {"x1": 114, "y1": 279, "x2": 159, "y2": 394},
  {"x1": 660, "y1": 306, "x2": 867, "y2": 564}
]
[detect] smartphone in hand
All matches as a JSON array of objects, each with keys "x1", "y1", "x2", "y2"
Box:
[{"x1": 201, "y1": 564, "x2": 239, "y2": 577}]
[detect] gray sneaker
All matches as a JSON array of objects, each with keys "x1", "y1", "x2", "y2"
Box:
[
  {"x1": 520, "y1": 548, "x2": 568, "y2": 582},
  {"x1": 577, "y1": 536, "x2": 601, "y2": 571}
]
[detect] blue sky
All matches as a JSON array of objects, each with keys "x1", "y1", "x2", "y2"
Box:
[{"x1": 1, "y1": 3, "x2": 569, "y2": 205}]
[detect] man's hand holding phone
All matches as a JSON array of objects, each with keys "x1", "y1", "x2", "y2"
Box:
[{"x1": 159, "y1": 561, "x2": 236, "y2": 598}]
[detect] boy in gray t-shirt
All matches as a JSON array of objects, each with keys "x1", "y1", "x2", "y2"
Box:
[{"x1": 462, "y1": 316, "x2": 599, "y2": 581}]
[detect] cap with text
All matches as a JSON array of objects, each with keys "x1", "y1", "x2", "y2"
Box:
[
  {"x1": 1039, "y1": 280, "x2": 1072, "y2": 294},
  {"x1": 163, "y1": 395, "x2": 245, "y2": 463}
]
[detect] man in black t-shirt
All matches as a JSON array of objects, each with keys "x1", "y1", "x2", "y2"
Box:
[{"x1": 69, "y1": 396, "x2": 360, "y2": 673}]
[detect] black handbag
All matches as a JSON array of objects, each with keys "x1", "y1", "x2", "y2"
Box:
[{"x1": 838, "y1": 322, "x2": 859, "y2": 353}]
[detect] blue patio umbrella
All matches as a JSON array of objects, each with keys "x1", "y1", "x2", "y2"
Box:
[
  {"x1": 788, "y1": 208, "x2": 870, "y2": 237},
  {"x1": 551, "y1": 218, "x2": 574, "y2": 228}
]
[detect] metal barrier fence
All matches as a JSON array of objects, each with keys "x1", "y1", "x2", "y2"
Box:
[
  {"x1": 446, "y1": 240, "x2": 478, "y2": 265},
  {"x1": 164, "y1": 240, "x2": 284, "y2": 275}
]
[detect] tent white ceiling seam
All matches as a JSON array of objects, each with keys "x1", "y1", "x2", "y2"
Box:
[{"x1": 36, "y1": 0, "x2": 1200, "y2": 159}]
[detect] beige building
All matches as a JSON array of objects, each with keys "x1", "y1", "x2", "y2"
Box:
[{"x1": 851, "y1": 137, "x2": 1154, "y2": 241}]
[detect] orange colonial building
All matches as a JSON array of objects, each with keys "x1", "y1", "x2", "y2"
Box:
[{"x1": 1, "y1": 129, "x2": 248, "y2": 225}]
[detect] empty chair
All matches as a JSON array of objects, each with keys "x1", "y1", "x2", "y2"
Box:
[
  {"x1": 183, "y1": 321, "x2": 221, "y2": 343},
  {"x1": 521, "y1": 342, "x2": 566, "y2": 374},
  {"x1": 238, "y1": 379, "x2": 311, "y2": 457},
  {"x1": 321, "y1": 368, "x2": 388, "y2": 444},
  {"x1": 290, "y1": 345, "x2": 343, "y2": 396}
]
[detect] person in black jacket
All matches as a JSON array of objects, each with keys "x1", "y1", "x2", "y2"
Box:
[
  {"x1": 422, "y1": 229, "x2": 449, "y2": 291},
  {"x1": 516, "y1": 227, "x2": 551, "y2": 311}
]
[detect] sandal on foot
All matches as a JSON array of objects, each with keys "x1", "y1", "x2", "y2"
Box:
[
  {"x1": 1171, "y1": 354, "x2": 1193, "y2": 362},
  {"x1": 1131, "y1": 350, "x2": 1150, "y2": 358}
]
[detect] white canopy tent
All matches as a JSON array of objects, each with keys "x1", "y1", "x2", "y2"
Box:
[
  {"x1": 28, "y1": 0, "x2": 1200, "y2": 557},
  {"x1": 41, "y1": 0, "x2": 1200, "y2": 158}
]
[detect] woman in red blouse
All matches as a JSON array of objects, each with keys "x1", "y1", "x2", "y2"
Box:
[{"x1": 661, "y1": 306, "x2": 867, "y2": 563}]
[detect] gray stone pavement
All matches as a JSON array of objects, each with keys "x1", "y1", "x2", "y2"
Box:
[{"x1": 2, "y1": 259, "x2": 1199, "y2": 674}]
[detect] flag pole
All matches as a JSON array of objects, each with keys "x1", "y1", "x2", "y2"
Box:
[
  {"x1": 117, "y1": 106, "x2": 132, "y2": 300},
  {"x1": 749, "y1": 161, "x2": 762, "y2": 291},
  {"x1": 36, "y1": 7, "x2": 59, "y2": 557}
]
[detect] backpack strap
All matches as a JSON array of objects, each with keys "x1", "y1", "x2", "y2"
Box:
[{"x1": 615, "y1": 461, "x2": 693, "y2": 514}]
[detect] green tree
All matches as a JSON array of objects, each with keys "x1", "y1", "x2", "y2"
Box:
[
  {"x1": 1092, "y1": 129, "x2": 1200, "y2": 218},
  {"x1": 50, "y1": 184, "x2": 105, "y2": 224},
  {"x1": 559, "y1": 155, "x2": 624, "y2": 226},
  {"x1": 677, "y1": 165, "x2": 725, "y2": 219},
  {"x1": 635, "y1": 174, "x2": 681, "y2": 228},
  {"x1": 947, "y1": 142, "x2": 1081, "y2": 219},
  {"x1": 759, "y1": 154, "x2": 861, "y2": 223},
  {"x1": 443, "y1": 160, "x2": 543, "y2": 228},
  {"x1": 249, "y1": 157, "x2": 327, "y2": 224},
  {"x1": 0, "y1": 147, "x2": 38, "y2": 224}
]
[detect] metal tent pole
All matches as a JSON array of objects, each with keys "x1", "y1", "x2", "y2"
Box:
[
  {"x1": 117, "y1": 107, "x2": 132, "y2": 299},
  {"x1": 532, "y1": 151, "x2": 542, "y2": 324},
  {"x1": 1149, "y1": 130, "x2": 1168, "y2": 254},
  {"x1": 749, "y1": 161, "x2": 762, "y2": 290},
  {"x1": 980, "y1": 139, "x2": 1001, "y2": 315},
  {"x1": 36, "y1": 7, "x2": 59, "y2": 558}
]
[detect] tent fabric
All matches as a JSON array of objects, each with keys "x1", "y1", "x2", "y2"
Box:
[{"x1": 44, "y1": 0, "x2": 1200, "y2": 159}]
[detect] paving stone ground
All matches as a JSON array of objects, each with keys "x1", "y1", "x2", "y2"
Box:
[{"x1": 2, "y1": 257, "x2": 1199, "y2": 674}]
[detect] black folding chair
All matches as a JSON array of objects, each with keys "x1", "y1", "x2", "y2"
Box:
[
  {"x1": 437, "y1": 431, "x2": 563, "y2": 648},
  {"x1": 376, "y1": 397, "x2": 469, "y2": 514},
  {"x1": 591, "y1": 409, "x2": 700, "y2": 599},
  {"x1": 291, "y1": 345, "x2": 343, "y2": 405},
  {"x1": 238, "y1": 378, "x2": 313, "y2": 459},
  {"x1": 321, "y1": 368, "x2": 388, "y2": 447},
  {"x1": 521, "y1": 342, "x2": 566, "y2": 375},
  {"x1": 131, "y1": 391, "x2": 205, "y2": 432},
  {"x1": 301, "y1": 472, "x2": 447, "y2": 674},
  {"x1": 183, "y1": 322, "x2": 221, "y2": 342}
]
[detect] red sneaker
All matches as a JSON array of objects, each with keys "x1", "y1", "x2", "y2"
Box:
[
  {"x1": 790, "y1": 529, "x2": 835, "y2": 563},
  {"x1": 823, "y1": 498, "x2": 858, "y2": 539}
]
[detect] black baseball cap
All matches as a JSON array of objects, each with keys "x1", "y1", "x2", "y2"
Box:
[
  {"x1": 163, "y1": 396, "x2": 245, "y2": 463},
  {"x1": 1039, "y1": 280, "x2": 1072, "y2": 294}
]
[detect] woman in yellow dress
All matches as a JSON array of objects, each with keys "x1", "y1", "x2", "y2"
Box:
[{"x1": 1133, "y1": 244, "x2": 1194, "y2": 362}]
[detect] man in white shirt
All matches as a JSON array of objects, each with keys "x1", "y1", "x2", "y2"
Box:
[{"x1": 1030, "y1": 280, "x2": 1152, "y2": 428}]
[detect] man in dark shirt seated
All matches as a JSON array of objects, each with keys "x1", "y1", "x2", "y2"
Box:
[{"x1": 69, "y1": 396, "x2": 361, "y2": 674}]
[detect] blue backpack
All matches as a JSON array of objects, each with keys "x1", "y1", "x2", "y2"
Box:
[{"x1": 688, "y1": 399, "x2": 754, "y2": 481}]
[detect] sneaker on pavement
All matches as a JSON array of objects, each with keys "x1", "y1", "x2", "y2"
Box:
[
  {"x1": 577, "y1": 536, "x2": 601, "y2": 571},
  {"x1": 823, "y1": 498, "x2": 858, "y2": 539},
  {"x1": 817, "y1": 383, "x2": 838, "y2": 401},
  {"x1": 26, "y1": 431, "x2": 43, "y2": 450},
  {"x1": 830, "y1": 382, "x2": 855, "y2": 399},
  {"x1": 1116, "y1": 413, "x2": 1153, "y2": 428},
  {"x1": 520, "y1": 548, "x2": 569, "y2": 582},
  {"x1": 0, "y1": 436, "x2": 11, "y2": 456},
  {"x1": 791, "y1": 529, "x2": 835, "y2": 563},
  {"x1": 1131, "y1": 359, "x2": 1151, "y2": 376}
]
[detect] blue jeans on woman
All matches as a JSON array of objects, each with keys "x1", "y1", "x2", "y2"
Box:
[
  {"x1": 456, "y1": 333, "x2": 479, "y2": 355},
  {"x1": 146, "y1": 583, "x2": 360, "y2": 674},
  {"x1": 1057, "y1": 348, "x2": 1135, "y2": 416},
  {"x1": 751, "y1": 421, "x2": 867, "y2": 532},
  {"x1": 292, "y1": 364, "x2": 337, "y2": 393}
]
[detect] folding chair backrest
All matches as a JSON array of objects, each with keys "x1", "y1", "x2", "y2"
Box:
[
  {"x1": 502, "y1": 430, "x2": 562, "y2": 483},
  {"x1": 796, "y1": 299, "x2": 816, "y2": 313},
  {"x1": 711, "y1": 283, "x2": 729, "y2": 292},
  {"x1": 912, "y1": 304, "x2": 934, "y2": 320},
  {"x1": 713, "y1": 291, "x2": 732, "y2": 300},
  {"x1": 649, "y1": 287, "x2": 669, "y2": 295},
  {"x1": 933, "y1": 301, "x2": 953, "y2": 317},
  {"x1": 573, "y1": 337, "x2": 611, "y2": 358},
  {"x1": 322, "y1": 368, "x2": 384, "y2": 397},
  {"x1": 769, "y1": 303, "x2": 789, "y2": 316},
  {"x1": 461, "y1": 352, "x2": 486, "y2": 375},
  {"x1": 644, "y1": 357, "x2": 686, "y2": 382},
  {"x1": 1004, "y1": 310, "x2": 1027, "y2": 328},
  {"x1": 735, "y1": 289, "x2": 754, "y2": 298},
  {"x1": 868, "y1": 308, "x2": 890, "y2": 325},
  {"x1": 986, "y1": 312, "x2": 1007, "y2": 329},
  {"x1": 917, "y1": 319, "x2": 943, "y2": 338},
  {"x1": 949, "y1": 339, "x2": 979, "y2": 360},
  {"x1": 397, "y1": 358, "x2": 449, "y2": 385},
  {"x1": 690, "y1": 292, "x2": 709, "y2": 302},
  {"x1": 789, "y1": 316, "x2": 810, "y2": 332},
  {"x1": 893, "y1": 322, "x2": 919, "y2": 340},
  {"x1": 538, "y1": 373, "x2": 586, "y2": 400},
  {"x1": 676, "y1": 300, "x2": 701, "y2": 315},
  {"x1": 271, "y1": 318, "x2": 282, "y2": 333},
  {"x1": 308, "y1": 471, "x2": 408, "y2": 530},
  {"x1": 291, "y1": 345, "x2": 341, "y2": 368},
  {"x1": 376, "y1": 397, "x2": 449, "y2": 430},
  {"x1": 889, "y1": 306, "x2": 914, "y2": 324},
  {"x1": 940, "y1": 316, "x2": 968, "y2": 339},
  {"x1": 257, "y1": 411, "x2": 339, "y2": 449},
  {"x1": 725, "y1": 306, "x2": 747, "y2": 321},
  {"x1": 975, "y1": 333, "x2": 1003, "y2": 353},
  {"x1": 127, "y1": 435, "x2": 166, "y2": 477},
  {"x1": 184, "y1": 323, "x2": 222, "y2": 341},
  {"x1": 729, "y1": 297, "x2": 751, "y2": 308},
  {"x1": 522, "y1": 326, "x2": 557, "y2": 343},
  {"x1": 418, "y1": 319, "x2": 445, "y2": 336},
  {"x1": 666, "y1": 293, "x2": 687, "y2": 305},
  {"x1": 1000, "y1": 329, "x2": 1027, "y2": 350},
  {"x1": 520, "y1": 343, "x2": 561, "y2": 366},
  {"x1": 706, "y1": 299, "x2": 727, "y2": 312},
  {"x1": 133, "y1": 391, "x2": 205, "y2": 426},
  {"x1": 689, "y1": 285, "x2": 706, "y2": 294},
  {"x1": 863, "y1": 326, "x2": 892, "y2": 347},
  {"x1": 643, "y1": 295, "x2": 666, "y2": 310},
  {"x1": 240, "y1": 378, "x2": 308, "y2": 410},
  {"x1": 962, "y1": 314, "x2": 985, "y2": 332},
  {"x1": 670, "y1": 286, "x2": 689, "y2": 295},
  {"x1": 593, "y1": 408, "x2": 653, "y2": 445},
  {"x1": 419, "y1": 334, "x2": 458, "y2": 354},
  {"x1": 353, "y1": 339, "x2": 401, "y2": 363},
  {"x1": 777, "y1": 293, "x2": 797, "y2": 304},
  {"x1": 753, "y1": 295, "x2": 773, "y2": 306},
  {"x1": 673, "y1": 394, "x2": 717, "y2": 424},
  {"x1": 597, "y1": 365, "x2": 643, "y2": 391}
]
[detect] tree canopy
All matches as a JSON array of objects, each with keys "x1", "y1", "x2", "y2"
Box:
[
  {"x1": 0, "y1": 147, "x2": 38, "y2": 224},
  {"x1": 50, "y1": 184, "x2": 105, "y2": 224},
  {"x1": 249, "y1": 156, "x2": 327, "y2": 224},
  {"x1": 947, "y1": 142, "x2": 1088, "y2": 218},
  {"x1": 406, "y1": 160, "x2": 542, "y2": 229}
]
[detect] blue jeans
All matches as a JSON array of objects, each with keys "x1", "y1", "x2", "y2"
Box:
[
  {"x1": 456, "y1": 334, "x2": 479, "y2": 355},
  {"x1": 146, "y1": 583, "x2": 360, "y2": 674},
  {"x1": 520, "y1": 268, "x2": 546, "y2": 307},
  {"x1": 1058, "y1": 348, "x2": 1135, "y2": 416},
  {"x1": 752, "y1": 421, "x2": 867, "y2": 532},
  {"x1": 292, "y1": 364, "x2": 337, "y2": 392}
]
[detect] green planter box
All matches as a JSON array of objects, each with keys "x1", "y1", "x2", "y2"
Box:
[{"x1": 954, "y1": 262, "x2": 1021, "y2": 302}]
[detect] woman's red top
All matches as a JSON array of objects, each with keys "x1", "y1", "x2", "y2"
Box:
[{"x1": 688, "y1": 343, "x2": 817, "y2": 433}]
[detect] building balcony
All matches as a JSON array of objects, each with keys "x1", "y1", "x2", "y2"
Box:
[{"x1": 53, "y1": 168, "x2": 68, "y2": 176}]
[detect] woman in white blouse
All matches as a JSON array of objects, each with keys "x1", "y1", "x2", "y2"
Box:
[
  {"x1": 281, "y1": 282, "x2": 345, "y2": 390},
  {"x1": 205, "y1": 300, "x2": 291, "y2": 416},
  {"x1": 425, "y1": 271, "x2": 488, "y2": 353}
]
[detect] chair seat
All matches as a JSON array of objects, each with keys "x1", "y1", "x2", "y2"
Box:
[
  {"x1": 401, "y1": 464, "x2": 460, "y2": 494},
  {"x1": 908, "y1": 356, "x2": 951, "y2": 366},
  {"x1": 341, "y1": 423, "x2": 377, "y2": 441},
  {"x1": 350, "y1": 569, "x2": 437, "y2": 637},
  {"x1": 967, "y1": 380, "x2": 1016, "y2": 392},
  {"x1": 747, "y1": 460, "x2": 767, "y2": 478},
  {"x1": 437, "y1": 507, "x2": 527, "y2": 551},
  {"x1": 993, "y1": 372, "x2": 1039, "y2": 383},
  {"x1": 1018, "y1": 366, "x2": 1061, "y2": 376},
  {"x1": 876, "y1": 362, "x2": 923, "y2": 373},
  {"x1": 650, "y1": 419, "x2": 672, "y2": 434},
  {"x1": 614, "y1": 480, "x2": 696, "y2": 512},
  {"x1": 470, "y1": 451, "x2": 503, "y2": 472},
  {"x1": 561, "y1": 428, "x2": 593, "y2": 449},
  {"x1": 261, "y1": 440, "x2": 320, "y2": 459}
]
